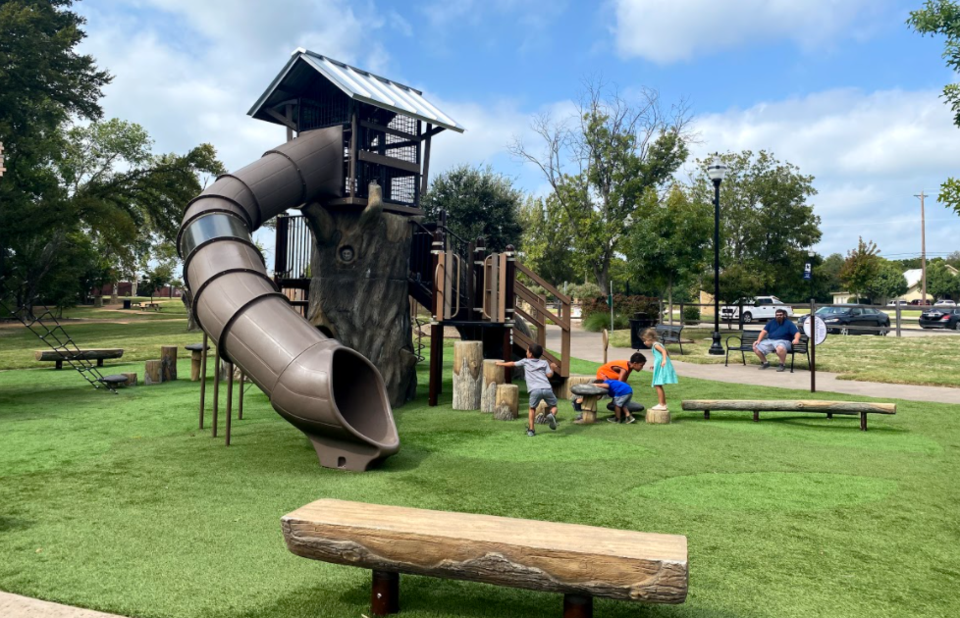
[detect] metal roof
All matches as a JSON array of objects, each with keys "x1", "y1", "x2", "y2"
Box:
[{"x1": 248, "y1": 49, "x2": 465, "y2": 133}]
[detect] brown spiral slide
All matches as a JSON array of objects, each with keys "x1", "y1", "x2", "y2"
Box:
[{"x1": 177, "y1": 126, "x2": 400, "y2": 471}]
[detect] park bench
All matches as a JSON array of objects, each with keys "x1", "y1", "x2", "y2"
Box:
[
  {"x1": 136, "y1": 302, "x2": 161, "y2": 311},
  {"x1": 654, "y1": 324, "x2": 685, "y2": 354},
  {"x1": 35, "y1": 348, "x2": 124, "y2": 370},
  {"x1": 282, "y1": 499, "x2": 688, "y2": 617},
  {"x1": 681, "y1": 400, "x2": 896, "y2": 431},
  {"x1": 725, "y1": 331, "x2": 810, "y2": 373}
]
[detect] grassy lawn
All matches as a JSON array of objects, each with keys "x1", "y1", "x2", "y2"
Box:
[
  {"x1": 610, "y1": 327, "x2": 960, "y2": 388},
  {"x1": 1, "y1": 318, "x2": 958, "y2": 618}
]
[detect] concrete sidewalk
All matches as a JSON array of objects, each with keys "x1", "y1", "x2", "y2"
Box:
[
  {"x1": 546, "y1": 324, "x2": 960, "y2": 405},
  {"x1": 0, "y1": 592, "x2": 125, "y2": 618}
]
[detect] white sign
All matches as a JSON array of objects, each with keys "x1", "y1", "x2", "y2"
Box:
[{"x1": 803, "y1": 316, "x2": 827, "y2": 345}]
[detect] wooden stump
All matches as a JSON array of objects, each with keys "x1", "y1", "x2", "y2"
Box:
[
  {"x1": 190, "y1": 350, "x2": 202, "y2": 381},
  {"x1": 121, "y1": 372, "x2": 137, "y2": 387},
  {"x1": 645, "y1": 408, "x2": 671, "y2": 424},
  {"x1": 493, "y1": 384, "x2": 519, "y2": 421},
  {"x1": 452, "y1": 341, "x2": 483, "y2": 411},
  {"x1": 480, "y1": 360, "x2": 505, "y2": 414},
  {"x1": 160, "y1": 346, "x2": 178, "y2": 381},
  {"x1": 144, "y1": 360, "x2": 163, "y2": 385},
  {"x1": 576, "y1": 396, "x2": 600, "y2": 424}
]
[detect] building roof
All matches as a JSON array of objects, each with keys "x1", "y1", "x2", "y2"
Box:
[{"x1": 248, "y1": 49, "x2": 465, "y2": 133}]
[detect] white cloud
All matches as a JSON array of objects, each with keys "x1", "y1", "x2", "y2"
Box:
[
  {"x1": 689, "y1": 88, "x2": 960, "y2": 257},
  {"x1": 611, "y1": 0, "x2": 881, "y2": 63}
]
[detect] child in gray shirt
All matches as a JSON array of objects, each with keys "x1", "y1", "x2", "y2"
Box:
[{"x1": 497, "y1": 344, "x2": 559, "y2": 436}]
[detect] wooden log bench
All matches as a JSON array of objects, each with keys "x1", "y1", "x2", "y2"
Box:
[
  {"x1": 282, "y1": 499, "x2": 688, "y2": 617},
  {"x1": 681, "y1": 400, "x2": 896, "y2": 431},
  {"x1": 35, "y1": 348, "x2": 124, "y2": 370}
]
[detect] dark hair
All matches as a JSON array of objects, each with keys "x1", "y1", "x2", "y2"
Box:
[
  {"x1": 775, "y1": 309, "x2": 787, "y2": 315},
  {"x1": 593, "y1": 378, "x2": 605, "y2": 384},
  {"x1": 630, "y1": 352, "x2": 646, "y2": 365},
  {"x1": 528, "y1": 344, "x2": 544, "y2": 359}
]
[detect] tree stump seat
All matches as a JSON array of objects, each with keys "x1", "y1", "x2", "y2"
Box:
[
  {"x1": 681, "y1": 400, "x2": 897, "y2": 431},
  {"x1": 184, "y1": 343, "x2": 210, "y2": 381},
  {"x1": 282, "y1": 499, "x2": 688, "y2": 617},
  {"x1": 35, "y1": 348, "x2": 123, "y2": 370}
]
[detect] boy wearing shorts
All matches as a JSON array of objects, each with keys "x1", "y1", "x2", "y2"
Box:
[
  {"x1": 593, "y1": 378, "x2": 636, "y2": 424},
  {"x1": 497, "y1": 344, "x2": 559, "y2": 437}
]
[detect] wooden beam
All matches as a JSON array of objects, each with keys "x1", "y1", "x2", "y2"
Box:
[
  {"x1": 389, "y1": 125, "x2": 445, "y2": 150},
  {"x1": 513, "y1": 329, "x2": 560, "y2": 368},
  {"x1": 420, "y1": 123, "x2": 432, "y2": 196},
  {"x1": 360, "y1": 120, "x2": 417, "y2": 140},
  {"x1": 358, "y1": 150, "x2": 420, "y2": 174},
  {"x1": 349, "y1": 110, "x2": 358, "y2": 196},
  {"x1": 515, "y1": 262, "x2": 571, "y2": 304},
  {"x1": 680, "y1": 400, "x2": 896, "y2": 414},
  {"x1": 514, "y1": 285, "x2": 569, "y2": 330},
  {"x1": 264, "y1": 106, "x2": 297, "y2": 131}
]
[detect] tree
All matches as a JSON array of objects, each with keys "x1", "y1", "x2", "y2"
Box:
[
  {"x1": 511, "y1": 82, "x2": 689, "y2": 290},
  {"x1": 839, "y1": 237, "x2": 881, "y2": 302},
  {"x1": 909, "y1": 2, "x2": 960, "y2": 216},
  {"x1": 814, "y1": 253, "x2": 845, "y2": 301},
  {"x1": 517, "y1": 195, "x2": 577, "y2": 286},
  {"x1": 946, "y1": 250, "x2": 960, "y2": 269},
  {"x1": 694, "y1": 150, "x2": 821, "y2": 302},
  {"x1": 141, "y1": 264, "x2": 174, "y2": 302},
  {"x1": 867, "y1": 260, "x2": 909, "y2": 303},
  {"x1": 421, "y1": 165, "x2": 523, "y2": 252},
  {"x1": 927, "y1": 260, "x2": 960, "y2": 299},
  {"x1": 625, "y1": 185, "x2": 711, "y2": 312}
]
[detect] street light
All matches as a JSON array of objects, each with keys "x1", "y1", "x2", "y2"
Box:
[
  {"x1": 707, "y1": 154, "x2": 728, "y2": 355},
  {"x1": 808, "y1": 250, "x2": 816, "y2": 302}
]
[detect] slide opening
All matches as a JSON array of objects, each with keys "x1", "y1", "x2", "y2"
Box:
[{"x1": 332, "y1": 348, "x2": 392, "y2": 443}]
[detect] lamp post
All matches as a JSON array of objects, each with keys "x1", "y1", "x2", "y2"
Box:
[{"x1": 707, "y1": 154, "x2": 728, "y2": 355}]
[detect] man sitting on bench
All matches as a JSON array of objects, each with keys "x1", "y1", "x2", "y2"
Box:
[{"x1": 753, "y1": 309, "x2": 801, "y2": 372}]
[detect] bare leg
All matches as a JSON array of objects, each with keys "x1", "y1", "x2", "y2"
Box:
[
  {"x1": 776, "y1": 345, "x2": 788, "y2": 365},
  {"x1": 655, "y1": 385, "x2": 666, "y2": 407},
  {"x1": 753, "y1": 344, "x2": 767, "y2": 363},
  {"x1": 528, "y1": 407, "x2": 536, "y2": 431}
]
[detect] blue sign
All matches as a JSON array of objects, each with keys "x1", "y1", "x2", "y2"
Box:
[{"x1": 803, "y1": 263, "x2": 812, "y2": 280}]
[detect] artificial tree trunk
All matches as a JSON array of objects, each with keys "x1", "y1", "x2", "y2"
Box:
[{"x1": 303, "y1": 183, "x2": 417, "y2": 408}]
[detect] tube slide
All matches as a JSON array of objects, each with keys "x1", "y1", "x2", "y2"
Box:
[{"x1": 177, "y1": 127, "x2": 399, "y2": 471}]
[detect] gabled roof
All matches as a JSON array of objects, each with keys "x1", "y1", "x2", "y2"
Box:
[{"x1": 248, "y1": 49, "x2": 465, "y2": 133}]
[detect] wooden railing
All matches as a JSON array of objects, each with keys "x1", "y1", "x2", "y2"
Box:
[{"x1": 513, "y1": 262, "x2": 571, "y2": 378}]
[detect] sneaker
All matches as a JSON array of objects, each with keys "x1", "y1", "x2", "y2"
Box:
[
  {"x1": 759, "y1": 362, "x2": 771, "y2": 370},
  {"x1": 573, "y1": 414, "x2": 583, "y2": 422},
  {"x1": 546, "y1": 412, "x2": 558, "y2": 430},
  {"x1": 526, "y1": 429, "x2": 536, "y2": 437},
  {"x1": 606, "y1": 416, "x2": 620, "y2": 424},
  {"x1": 777, "y1": 364, "x2": 786, "y2": 372},
  {"x1": 650, "y1": 404, "x2": 666, "y2": 411},
  {"x1": 624, "y1": 415, "x2": 636, "y2": 424}
]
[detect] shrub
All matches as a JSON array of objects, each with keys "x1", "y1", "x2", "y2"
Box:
[
  {"x1": 581, "y1": 294, "x2": 660, "y2": 321},
  {"x1": 683, "y1": 306, "x2": 701, "y2": 325},
  {"x1": 582, "y1": 311, "x2": 630, "y2": 332},
  {"x1": 565, "y1": 282, "x2": 602, "y2": 301}
]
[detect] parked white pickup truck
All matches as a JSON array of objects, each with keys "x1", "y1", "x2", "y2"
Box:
[{"x1": 719, "y1": 296, "x2": 794, "y2": 324}]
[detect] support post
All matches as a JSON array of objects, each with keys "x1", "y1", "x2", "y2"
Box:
[
  {"x1": 420, "y1": 123, "x2": 432, "y2": 197},
  {"x1": 860, "y1": 411, "x2": 867, "y2": 431},
  {"x1": 704, "y1": 410, "x2": 710, "y2": 420},
  {"x1": 199, "y1": 333, "x2": 208, "y2": 429},
  {"x1": 212, "y1": 347, "x2": 220, "y2": 438},
  {"x1": 371, "y1": 570, "x2": 399, "y2": 616},
  {"x1": 473, "y1": 237, "x2": 486, "y2": 323},
  {"x1": 428, "y1": 325, "x2": 443, "y2": 407},
  {"x1": 238, "y1": 371, "x2": 245, "y2": 420},
  {"x1": 563, "y1": 594, "x2": 593, "y2": 618},
  {"x1": 753, "y1": 410, "x2": 760, "y2": 422},
  {"x1": 225, "y1": 363, "x2": 233, "y2": 446},
  {"x1": 810, "y1": 298, "x2": 816, "y2": 394},
  {"x1": 896, "y1": 305, "x2": 902, "y2": 338},
  {"x1": 502, "y1": 245, "x2": 516, "y2": 383}
]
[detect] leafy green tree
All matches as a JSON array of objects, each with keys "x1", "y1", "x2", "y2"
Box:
[
  {"x1": 927, "y1": 260, "x2": 960, "y2": 299},
  {"x1": 946, "y1": 250, "x2": 960, "y2": 269},
  {"x1": 909, "y1": 1, "x2": 960, "y2": 216},
  {"x1": 840, "y1": 237, "x2": 881, "y2": 302},
  {"x1": 814, "y1": 253, "x2": 845, "y2": 301},
  {"x1": 141, "y1": 264, "x2": 174, "y2": 302},
  {"x1": 625, "y1": 185, "x2": 711, "y2": 312},
  {"x1": 511, "y1": 83, "x2": 689, "y2": 290},
  {"x1": 694, "y1": 150, "x2": 821, "y2": 301},
  {"x1": 421, "y1": 164, "x2": 523, "y2": 252},
  {"x1": 867, "y1": 260, "x2": 909, "y2": 303},
  {"x1": 517, "y1": 195, "x2": 577, "y2": 286}
]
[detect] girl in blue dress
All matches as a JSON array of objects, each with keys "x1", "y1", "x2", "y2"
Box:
[{"x1": 642, "y1": 329, "x2": 678, "y2": 411}]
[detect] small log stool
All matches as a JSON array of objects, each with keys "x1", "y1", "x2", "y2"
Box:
[
  {"x1": 452, "y1": 341, "x2": 483, "y2": 411},
  {"x1": 185, "y1": 343, "x2": 209, "y2": 382},
  {"x1": 570, "y1": 384, "x2": 605, "y2": 424},
  {"x1": 480, "y1": 359, "x2": 505, "y2": 414},
  {"x1": 144, "y1": 360, "x2": 163, "y2": 385},
  {"x1": 493, "y1": 384, "x2": 519, "y2": 420},
  {"x1": 645, "y1": 408, "x2": 671, "y2": 424},
  {"x1": 160, "y1": 346, "x2": 178, "y2": 381}
]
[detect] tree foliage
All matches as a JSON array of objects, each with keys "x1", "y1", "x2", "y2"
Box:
[
  {"x1": 421, "y1": 165, "x2": 523, "y2": 253},
  {"x1": 909, "y1": 1, "x2": 960, "y2": 216},
  {"x1": 517, "y1": 195, "x2": 577, "y2": 286},
  {"x1": 927, "y1": 260, "x2": 960, "y2": 299},
  {"x1": 839, "y1": 237, "x2": 881, "y2": 302},
  {"x1": 867, "y1": 260, "x2": 909, "y2": 302},
  {"x1": 511, "y1": 82, "x2": 689, "y2": 290}
]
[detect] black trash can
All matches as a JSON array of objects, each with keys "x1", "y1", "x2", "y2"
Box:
[
  {"x1": 122, "y1": 299, "x2": 132, "y2": 310},
  {"x1": 629, "y1": 312, "x2": 655, "y2": 349}
]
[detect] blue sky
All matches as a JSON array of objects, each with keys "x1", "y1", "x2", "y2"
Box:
[{"x1": 77, "y1": 0, "x2": 960, "y2": 261}]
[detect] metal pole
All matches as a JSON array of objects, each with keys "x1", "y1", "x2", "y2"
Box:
[
  {"x1": 225, "y1": 363, "x2": 233, "y2": 446},
  {"x1": 238, "y1": 371, "x2": 245, "y2": 420},
  {"x1": 810, "y1": 298, "x2": 816, "y2": 393},
  {"x1": 709, "y1": 179, "x2": 723, "y2": 354},
  {"x1": 896, "y1": 305, "x2": 902, "y2": 338},
  {"x1": 212, "y1": 347, "x2": 220, "y2": 438},
  {"x1": 199, "y1": 332, "x2": 208, "y2": 429}
]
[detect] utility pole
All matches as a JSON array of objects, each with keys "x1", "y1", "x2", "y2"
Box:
[
  {"x1": 914, "y1": 191, "x2": 927, "y2": 304},
  {"x1": 0, "y1": 142, "x2": 6, "y2": 178}
]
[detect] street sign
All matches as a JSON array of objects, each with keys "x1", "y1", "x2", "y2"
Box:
[
  {"x1": 803, "y1": 262, "x2": 812, "y2": 280},
  {"x1": 803, "y1": 316, "x2": 827, "y2": 345}
]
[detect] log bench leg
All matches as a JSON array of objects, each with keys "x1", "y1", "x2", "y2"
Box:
[
  {"x1": 371, "y1": 570, "x2": 399, "y2": 615},
  {"x1": 753, "y1": 410, "x2": 760, "y2": 422},
  {"x1": 56, "y1": 360, "x2": 63, "y2": 370},
  {"x1": 563, "y1": 594, "x2": 593, "y2": 618},
  {"x1": 827, "y1": 412, "x2": 833, "y2": 419},
  {"x1": 97, "y1": 358, "x2": 104, "y2": 367},
  {"x1": 860, "y1": 412, "x2": 867, "y2": 431},
  {"x1": 704, "y1": 410, "x2": 710, "y2": 420}
]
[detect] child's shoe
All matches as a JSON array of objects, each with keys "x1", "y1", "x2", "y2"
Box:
[
  {"x1": 526, "y1": 429, "x2": 536, "y2": 437},
  {"x1": 624, "y1": 415, "x2": 636, "y2": 424},
  {"x1": 546, "y1": 412, "x2": 557, "y2": 430}
]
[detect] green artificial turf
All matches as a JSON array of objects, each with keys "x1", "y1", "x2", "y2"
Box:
[{"x1": 1, "y1": 350, "x2": 959, "y2": 618}]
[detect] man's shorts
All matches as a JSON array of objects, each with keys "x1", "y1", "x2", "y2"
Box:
[
  {"x1": 612, "y1": 393, "x2": 632, "y2": 408},
  {"x1": 529, "y1": 388, "x2": 558, "y2": 410},
  {"x1": 756, "y1": 339, "x2": 792, "y2": 355}
]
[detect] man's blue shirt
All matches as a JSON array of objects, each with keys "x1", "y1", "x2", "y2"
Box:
[
  {"x1": 604, "y1": 379, "x2": 633, "y2": 396},
  {"x1": 763, "y1": 319, "x2": 799, "y2": 340}
]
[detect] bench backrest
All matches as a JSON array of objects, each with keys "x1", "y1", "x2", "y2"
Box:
[
  {"x1": 655, "y1": 324, "x2": 682, "y2": 339},
  {"x1": 794, "y1": 333, "x2": 809, "y2": 353}
]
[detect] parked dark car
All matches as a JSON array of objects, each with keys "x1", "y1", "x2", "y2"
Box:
[
  {"x1": 799, "y1": 306, "x2": 890, "y2": 335},
  {"x1": 919, "y1": 308, "x2": 960, "y2": 330}
]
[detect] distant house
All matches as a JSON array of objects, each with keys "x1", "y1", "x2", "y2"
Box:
[{"x1": 832, "y1": 266, "x2": 958, "y2": 304}]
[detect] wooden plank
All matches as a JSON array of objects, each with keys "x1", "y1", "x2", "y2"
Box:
[
  {"x1": 282, "y1": 499, "x2": 688, "y2": 604},
  {"x1": 514, "y1": 285, "x2": 569, "y2": 329},
  {"x1": 498, "y1": 254, "x2": 507, "y2": 324},
  {"x1": 514, "y1": 305, "x2": 544, "y2": 330},
  {"x1": 515, "y1": 262, "x2": 571, "y2": 304},
  {"x1": 35, "y1": 349, "x2": 123, "y2": 361},
  {"x1": 513, "y1": 329, "x2": 560, "y2": 368},
  {"x1": 681, "y1": 400, "x2": 896, "y2": 415},
  {"x1": 359, "y1": 120, "x2": 417, "y2": 140},
  {"x1": 420, "y1": 123, "x2": 432, "y2": 196},
  {"x1": 357, "y1": 150, "x2": 420, "y2": 174}
]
